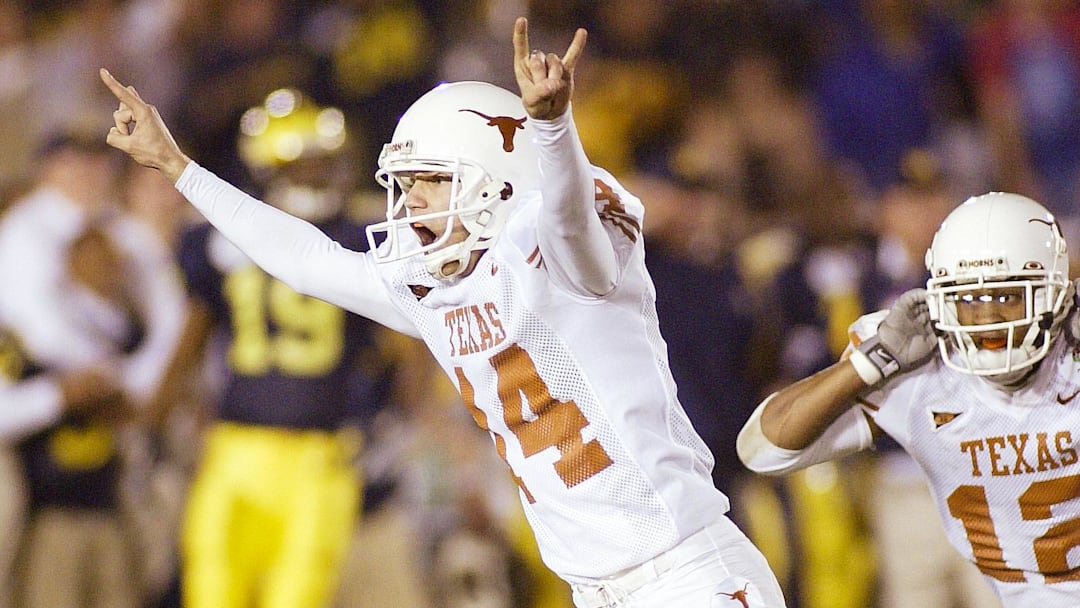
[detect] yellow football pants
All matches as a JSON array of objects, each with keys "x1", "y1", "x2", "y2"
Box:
[{"x1": 181, "y1": 423, "x2": 361, "y2": 608}]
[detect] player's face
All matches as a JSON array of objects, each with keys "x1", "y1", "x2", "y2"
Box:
[
  {"x1": 401, "y1": 171, "x2": 468, "y2": 248},
  {"x1": 953, "y1": 286, "x2": 1028, "y2": 349}
]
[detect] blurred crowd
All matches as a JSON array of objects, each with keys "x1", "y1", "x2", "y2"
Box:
[{"x1": 0, "y1": 0, "x2": 1078, "y2": 607}]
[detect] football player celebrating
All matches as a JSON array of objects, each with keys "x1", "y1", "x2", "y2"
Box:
[
  {"x1": 100, "y1": 16, "x2": 787, "y2": 608},
  {"x1": 737, "y1": 192, "x2": 1080, "y2": 607}
]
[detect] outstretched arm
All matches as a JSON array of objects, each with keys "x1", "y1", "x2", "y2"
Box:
[
  {"x1": 752, "y1": 359, "x2": 872, "y2": 451},
  {"x1": 512, "y1": 18, "x2": 619, "y2": 297},
  {"x1": 99, "y1": 69, "x2": 416, "y2": 335},
  {"x1": 735, "y1": 362, "x2": 878, "y2": 475}
]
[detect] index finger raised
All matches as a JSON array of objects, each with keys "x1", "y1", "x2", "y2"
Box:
[{"x1": 99, "y1": 68, "x2": 143, "y2": 107}]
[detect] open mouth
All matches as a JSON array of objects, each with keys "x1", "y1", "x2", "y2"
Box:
[
  {"x1": 977, "y1": 336, "x2": 1008, "y2": 350},
  {"x1": 412, "y1": 223, "x2": 437, "y2": 247}
]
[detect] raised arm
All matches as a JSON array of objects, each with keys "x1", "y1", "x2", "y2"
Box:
[
  {"x1": 512, "y1": 18, "x2": 618, "y2": 297},
  {"x1": 98, "y1": 69, "x2": 416, "y2": 335}
]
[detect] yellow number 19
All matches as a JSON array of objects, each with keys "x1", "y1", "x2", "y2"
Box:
[{"x1": 224, "y1": 267, "x2": 344, "y2": 377}]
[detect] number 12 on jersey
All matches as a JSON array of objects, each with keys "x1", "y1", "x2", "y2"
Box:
[{"x1": 948, "y1": 476, "x2": 1080, "y2": 583}]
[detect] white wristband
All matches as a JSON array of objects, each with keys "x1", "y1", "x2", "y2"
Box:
[{"x1": 849, "y1": 348, "x2": 884, "y2": 386}]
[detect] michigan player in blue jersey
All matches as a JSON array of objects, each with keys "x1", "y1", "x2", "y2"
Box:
[{"x1": 168, "y1": 89, "x2": 394, "y2": 608}]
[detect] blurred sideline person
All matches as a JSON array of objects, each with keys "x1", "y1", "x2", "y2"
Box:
[
  {"x1": 0, "y1": 131, "x2": 185, "y2": 409},
  {"x1": 100, "y1": 16, "x2": 787, "y2": 608},
  {"x1": 0, "y1": 130, "x2": 186, "y2": 608},
  {"x1": 14, "y1": 226, "x2": 144, "y2": 608},
  {"x1": 738, "y1": 192, "x2": 1080, "y2": 607},
  {"x1": 735, "y1": 142, "x2": 877, "y2": 608},
  {"x1": 0, "y1": 344, "x2": 126, "y2": 443},
  {"x1": 0, "y1": 329, "x2": 126, "y2": 608},
  {"x1": 157, "y1": 88, "x2": 398, "y2": 608}
]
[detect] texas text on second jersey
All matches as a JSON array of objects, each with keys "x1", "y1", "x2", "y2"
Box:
[{"x1": 853, "y1": 312, "x2": 1080, "y2": 606}]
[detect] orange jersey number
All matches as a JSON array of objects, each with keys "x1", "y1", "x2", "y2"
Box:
[
  {"x1": 948, "y1": 475, "x2": 1080, "y2": 583},
  {"x1": 456, "y1": 343, "x2": 613, "y2": 502}
]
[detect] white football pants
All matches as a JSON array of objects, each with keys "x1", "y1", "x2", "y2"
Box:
[{"x1": 569, "y1": 516, "x2": 787, "y2": 608}]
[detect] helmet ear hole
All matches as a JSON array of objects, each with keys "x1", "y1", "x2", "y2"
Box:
[
  {"x1": 1039, "y1": 312, "x2": 1054, "y2": 331},
  {"x1": 478, "y1": 181, "x2": 513, "y2": 202}
]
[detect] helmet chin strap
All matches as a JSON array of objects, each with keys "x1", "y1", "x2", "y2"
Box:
[
  {"x1": 986, "y1": 359, "x2": 1041, "y2": 390},
  {"x1": 428, "y1": 248, "x2": 472, "y2": 280},
  {"x1": 977, "y1": 324, "x2": 1053, "y2": 387},
  {"x1": 989, "y1": 299, "x2": 1074, "y2": 389}
]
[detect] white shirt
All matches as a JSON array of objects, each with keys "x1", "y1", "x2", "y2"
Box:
[
  {"x1": 0, "y1": 188, "x2": 91, "y2": 366},
  {"x1": 0, "y1": 188, "x2": 186, "y2": 405},
  {"x1": 172, "y1": 112, "x2": 730, "y2": 581}
]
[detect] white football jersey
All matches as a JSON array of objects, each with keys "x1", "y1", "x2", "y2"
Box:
[
  {"x1": 852, "y1": 313, "x2": 1080, "y2": 606},
  {"x1": 175, "y1": 162, "x2": 730, "y2": 581},
  {"x1": 379, "y1": 167, "x2": 727, "y2": 580}
]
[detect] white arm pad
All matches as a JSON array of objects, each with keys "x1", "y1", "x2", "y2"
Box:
[
  {"x1": 736, "y1": 393, "x2": 875, "y2": 476},
  {"x1": 848, "y1": 347, "x2": 884, "y2": 385}
]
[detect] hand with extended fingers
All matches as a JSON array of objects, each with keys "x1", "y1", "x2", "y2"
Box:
[
  {"x1": 98, "y1": 68, "x2": 191, "y2": 183},
  {"x1": 512, "y1": 17, "x2": 587, "y2": 121}
]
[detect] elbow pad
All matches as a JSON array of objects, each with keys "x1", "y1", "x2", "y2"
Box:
[{"x1": 737, "y1": 393, "x2": 875, "y2": 476}]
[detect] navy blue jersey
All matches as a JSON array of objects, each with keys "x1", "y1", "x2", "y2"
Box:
[
  {"x1": 19, "y1": 421, "x2": 121, "y2": 510},
  {"x1": 178, "y1": 214, "x2": 390, "y2": 431}
]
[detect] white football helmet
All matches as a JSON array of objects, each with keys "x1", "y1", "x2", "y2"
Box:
[
  {"x1": 365, "y1": 81, "x2": 540, "y2": 279},
  {"x1": 925, "y1": 192, "x2": 1072, "y2": 381}
]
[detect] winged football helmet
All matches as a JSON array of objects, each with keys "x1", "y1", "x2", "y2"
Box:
[{"x1": 238, "y1": 88, "x2": 354, "y2": 222}]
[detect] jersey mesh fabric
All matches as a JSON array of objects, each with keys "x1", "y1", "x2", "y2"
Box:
[
  {"x1": 854, "y1": 312, "x2": 1080, "y2": 605},
  {"x1": 643, "y1": 285, "x2": 716, "y2": 483},
  {"x1": 380, "y1": 175, "x2": 728, "y2": 580}
]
